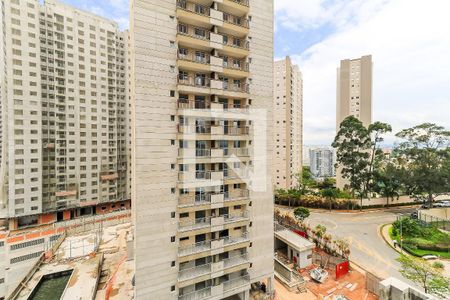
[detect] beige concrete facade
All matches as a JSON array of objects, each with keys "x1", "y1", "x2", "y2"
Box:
[
  {"x1": 0, "y1": 0, "x2": 130, "y2": 218},
  {"x1": 130, "y1": 0, "x2": 274, "y2": 298},
  {"x1": 336, "y1": 55, "x2": 372, "y2": 189},
  {"x1": 273, "y1": 57, "x2": 303, "y2": 190}
]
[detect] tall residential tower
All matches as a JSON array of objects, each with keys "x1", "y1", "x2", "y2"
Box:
[
  {"x1": 336, "y1": 55, "x2": 372, "y2": 188},
  {"x1": 273, "y1": 56, "x2": 303, "y2": 189},
  {"x1": 0, "y1": 0, "x2": 130, "y2": 229},
  {"x1": 131, "y1": 0, "x2": 274, "y2": 298}
]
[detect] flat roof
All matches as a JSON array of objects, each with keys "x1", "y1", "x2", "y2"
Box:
[{"x1": 275, "y1": 229, "x2": 315, "y2": 252}]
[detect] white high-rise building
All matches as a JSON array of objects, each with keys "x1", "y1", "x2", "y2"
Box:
[
  {"x1": 309, "y1": 148, "x2": 336, "y2": 179},
  {"x1": 0, "y1": 0, "x2": 131, "y2": 230},
  {"x1": 273, "y1": 56, "x2": 303, "y2": 189},
  {"x1": 130, "y1": 0, "x2": 275, "y2": 298}
]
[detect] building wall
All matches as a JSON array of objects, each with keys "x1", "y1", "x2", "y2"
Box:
[
  {"x1": 131, "y1": 0, "x2": 274, "y2": 298},
  {"x1": 273, "y1": 57, "x2": 303, "y2": 189},
  {"x1": 131, "y1": 0, "x2": 179, "y2": 298},
  {"x1": 309, "y1": 148, "x2": 335, "y2": 178},
  {"x1": 0, "y1": 0, "x2": 130, "y2": 220},
  {"x1": 336, "y1": 55, "x2": 372, "y2": 189}
]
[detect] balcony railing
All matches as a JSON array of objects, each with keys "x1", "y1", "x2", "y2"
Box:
[
  {"x1": 178, "y1": 232, "x2": 249, "y2": 256},
  {"x1": 225, "y1": 189, "x2": 249, "y2": 201},
  {"x1": 177, "y1": 99, "x2": 249, "y2": 111},
  {"x1": 229, "y1": 0, "x2": 249, "y2": 7},
  {"x1": 179, "y1": 216, "x2": 211, "y2": 230},
  {"x1": 179, "y1": 193, "x2": 220, "y2": 206},
  {"x1": 222, "y1": 81, "x2": 249, "y2": 93},
  {"x1": 178, "y1": 125, "x2": 249, "y2": 136},
  {"x1": 223, "y1": 59, "x2": 249, "y2": 71},
  {"x1": 178, "y1": 274, "x2": 250, "y2": 300},
  {"x1": 177, "y1": 0, "x2": 210, "y2": 16},
  {"x1": 223, "y1": 13, "x2": 249, "y2": 28},
  {"x1": 178, "y1": 76, "x2": 211, "y2": 88},
  {"x1": 178, "y1": 23, "x2": 210, "y2": 41},
  {"x1": 178, "y1": 253, "x2": 249, "y2": 282},
  {"x1": 178, "y1": 51, "x2": 210, "y2": 64}
]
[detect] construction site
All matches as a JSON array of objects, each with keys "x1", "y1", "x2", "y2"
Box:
[{"x1": 1, "y1": 210, "x2": 134, "y2": 300}]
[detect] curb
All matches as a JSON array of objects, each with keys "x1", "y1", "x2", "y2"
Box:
[
  {"x1": 308, "y1": 205, "x2": 420, "y2": 215},
  {"x1": 379, "y1": 223, "x2": 409, "y2": 256}
]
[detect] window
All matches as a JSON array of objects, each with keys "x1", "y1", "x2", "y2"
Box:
[{"x1": 178, "y1": 23, "x2": 187, "y2": 34}]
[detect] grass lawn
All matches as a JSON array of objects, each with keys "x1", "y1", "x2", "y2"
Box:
[{"x1": 389, "y1": 226, "x2": 450, "y2": 259}]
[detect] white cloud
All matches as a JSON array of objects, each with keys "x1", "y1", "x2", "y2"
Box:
[{"x1": 278, "y1": 0, "x2": 450, "y2": 144}]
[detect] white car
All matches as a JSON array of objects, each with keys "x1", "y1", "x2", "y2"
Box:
[{"x1": 422, "y1": 255, "x2": 438, "y2": 260}]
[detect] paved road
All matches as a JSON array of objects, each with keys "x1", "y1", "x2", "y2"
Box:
[{"x1": 301, "y1": 207, "x2": 417, "y2": 281}]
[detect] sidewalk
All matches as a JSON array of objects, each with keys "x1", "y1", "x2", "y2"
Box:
[{"x1": 379, "y1": 224, "x2": 407, "y2": 255}]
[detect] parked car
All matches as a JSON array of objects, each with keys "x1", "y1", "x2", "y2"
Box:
[
  {"x1": 422, "y1": 255, "x2": 438, "y2": 260},
  {"x1": 421, "y1": 203, "x2": 432, "y2": 209}
]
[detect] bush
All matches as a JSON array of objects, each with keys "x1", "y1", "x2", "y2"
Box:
[
  {"x1": 392, "y1": 217, "x2": 420, "y2": 237},
  {"x1": 433, "y1": 261, "x2": 444, "y2": 269},
  {"x1": 293, "y1": 207, "x2": 310, "y2": 220}
]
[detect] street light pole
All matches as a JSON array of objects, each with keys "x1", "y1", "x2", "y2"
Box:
[{"x1": 400, "y1": 216, "x2": 403, "y2": 254}]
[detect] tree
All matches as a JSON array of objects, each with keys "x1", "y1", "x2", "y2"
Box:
[
  {"x1": 293, "y1": 207, "x2": 310, "y2": 220},
  {"x1": 397, "y1": 255, "x2": 450, "y2": 295},
  {"x1": 395, "y1": 123, "x2": 450, "y2": 207},
  {"x1": 317, "y1": 177, "x2": 335, "y2": 190},
  {"x1": 332, "y1": 116, "x2": 391, "y2": 208},
  {"x1": 321, "y1": 188, "x2": 338, "y2": 211},
  {"x1": 373, "y1": 159, "x2": 402, "y2": 208},
  {"x1": 392, "y1": 217, "x2": 420, "y2": 237}
]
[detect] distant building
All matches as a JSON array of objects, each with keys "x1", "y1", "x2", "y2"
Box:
[
  {"x1": 336, "y1": 55, "x2": 373, "y2": 188},
  {"x1": 309, "y1": 148, "x2": 336, "y2": 178},
  {"x1": 273, "y1": 56, "x2": 303, "y2": 189}
]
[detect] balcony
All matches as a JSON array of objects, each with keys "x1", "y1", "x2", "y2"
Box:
[
  {"x1": 178, "y1": 24, "x2": 249, "y2": 56},
  {"x1": 178, "y1": 170, "x2": 224, "y2": 183},
  {"x1": 178, "y1": 232, "x2": 249, "y2": 257},
  {"x1": 178, "y1": 253, "x2": 249, "y2": 282},
  {"x1": 178, "y1": 125, "x2": 250, "y2": 137},
  {"x1": 178, "y1": 76, "x2": 210, "y2": 88},
  {"x1": 179, "y1": 211, "x2": 248, "y2": 232},
  {"x1": 178, "y1": 147, "x2": 249, "y2": 160},
  {"x1": 178, "y1": 274, "x2": 250, "y2": 300},
  {"x1": 225, "y1": 189, "x2": 249, "y2": 201},
  {"x1": 178, "y1": 192, "x2": 223, "y2": 207},
  {"x1": 210, "y1": 79, "x2": 249, "y2": 94},
  {"x1": 177, "y1": 0, "x2": 249, "y2": 32}
]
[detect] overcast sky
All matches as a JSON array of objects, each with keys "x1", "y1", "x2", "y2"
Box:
[{"x1": 66, "y1": 0, "x2": 450, "y2": 146}]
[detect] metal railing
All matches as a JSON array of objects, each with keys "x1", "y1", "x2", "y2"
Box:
[
  {"x1": 224, "y1": 274, "x2": 251, "y2": 291},
  {"x1": 178, "y1": 76, "x2": 211, "y2": 88},
  {"x1": 223, "y1": 59, "x2": 249, "y2": 71},
  {"x1": 178, "y1": 51, "x2": 210, "y2": 64},
  {"x1": 220, "y1": 81, "x2": 249, "y2": 93},
  {"x1": 178, "y1": 232, "x2": 249, "y2": 256},
  {"x1": 229, "y1": 0, "x2": 249, "y2": 6},
  {"x1": 223, "y1": 13, "x2": 249, "y2": 28},
  {"x1": 177, "y1": 0, "x2": 210, "y2": 16},
  {"x1": 178, "y1": 23, "x2": 210, "y2": 40},
  {"x1": 225, "y1": 189, "x2": 250, "y2": 201}
]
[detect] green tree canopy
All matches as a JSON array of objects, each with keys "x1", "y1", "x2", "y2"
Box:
[
  {"x1": 397, "y1": 255, "x2": 450, "y2": 295},
  {"x1": 395, "y1": 123, "x2": 450, "y2": 205}
]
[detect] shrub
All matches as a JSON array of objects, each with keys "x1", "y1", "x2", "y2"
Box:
[
  {"x1": 432, "y1": 261, "x2": 444, "y2": 269},
  {"x1": 392, "y1": 217, "x2": 420, "y2": 237},
  {"x1": 294, "y1": 207, "x2": 310, "y2": 220}
]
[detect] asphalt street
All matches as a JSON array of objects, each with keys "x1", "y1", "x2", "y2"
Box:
[{"x1": 304, "y1": 207, "x2": 418, "y2": 281}]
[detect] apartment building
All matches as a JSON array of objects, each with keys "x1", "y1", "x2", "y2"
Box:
[
  {"x1": 273, "y1": 56, "x2": 303, "y2": 189},
  {"x1": 336, "y1": 55, "x2": 372, "y2": 188},
  {"x1": 309, "y1": 148, "x2": 336, "y2": 179},
  {"x1": 0, "y1": 0, "x2": 131, "y2": 229},
  {"x1": 131, "y1": 0, "x2": 274, "y2": 299}
]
